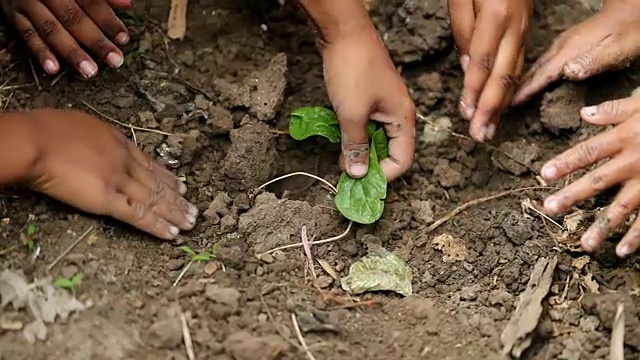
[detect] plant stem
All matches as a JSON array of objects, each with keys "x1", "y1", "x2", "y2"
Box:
[{"x1": 173, "y1": 259, "x2": 194, "y2": 287}]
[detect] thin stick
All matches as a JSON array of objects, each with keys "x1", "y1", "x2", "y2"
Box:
[
  {"x1": 257, "y1": 172, "x2": 337, "y2": 194},
  {"x1": 291, "y1": 313, "x2": 317, "y2": 360},
  {"x1": 28, "y1": 58, "x2": 41, "y2": 91},
  {"x1": 300, "y1": 226, "x2": 316, "y2": 279},
  {"x1": 610, "y1": 303, "x2": 625, "y2": 360},
  {"x1": 81, "y1": 101, "x2": 173, "y2": 136},
  {"x1": 426, "y1": 187, "x2": 553, "y2": 233},
  {"x1": 130, "y1": 126, "x2": 138, "y2": 145},
  {"x1": 257, "y1": 221, "x2": 352, "y2": 257},
  {"x1": 47, "y1": 226, "x2": 94, "y2": 272},
  {"x1": 0, "y1": 245, "x2": 17, "y2": 256},
  {"x1": 180, "y1": 311, "x2": 195, "y2": 360},
  {"x1": 173, "y1": 259, "x2": 194, "y2": 287},
  {"x1": 522, "y1": 198, "x2": 564, "y2": 230}
]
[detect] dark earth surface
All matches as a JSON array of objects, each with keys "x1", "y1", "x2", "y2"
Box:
[{"x1": 1, "y1": 0, "x2": 640, "y2": 359}]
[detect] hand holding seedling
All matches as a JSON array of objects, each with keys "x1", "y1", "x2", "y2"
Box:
[
  {"x1": 1, "y1": 0, "x2": 131, "y2": 78},
  {"x1": 513, "y1": 0, "x2": 640, "y2": 105},
  {"x1": 0, "y1": 109, "x2": 197, "y2": 240},
  {"x1": 299, "y1": 0, "x2": 416, "y2": 181},
  {"x1": 449, "y1": 0, "x2": 533, "y2": 142}
]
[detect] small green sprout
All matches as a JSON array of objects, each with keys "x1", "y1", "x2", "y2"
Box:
[
  {"x1": 22, "y1": 223, "x2": 37, "y2": 251},
  {"x1": 289, "y1": 107, "x2": 389, "y2": 224},
  {"x1": 173, "y1": 240, "x2": 225, "y2": 286},
  {"x1": 54, "y1": 274, "x2": 83, "y2": 290}
]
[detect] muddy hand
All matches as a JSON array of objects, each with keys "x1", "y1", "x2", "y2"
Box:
[
  {"x1": 541, "y1": 95, "x2": 640, "y2": 257},
  {"x1": 513, "y1": 0, "x2": 640, "y2": 105},
  {"x1": 1, "y1": 0, "x2": 132, "y2": 78},
  {"x1": 449, "y1": 0, "x2": 532, "y2": 142},
  {"x1": 24, "y1": 109, "x2": 196, "y2": 240},
  {"x1": 321, "y1": 21, "x2": 415, "y2": 181}
]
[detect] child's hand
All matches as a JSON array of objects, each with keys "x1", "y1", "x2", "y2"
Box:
[
  {"x1": 541, "y1": 95, "x2": 640, "y2": 257},
  {"x1": 449, "y1": 0, "x2": 532, "y2": 142},
  {"x1": 513, "y1": 0, "x2": 640, "y2": 105},
  {"x1": 320, "y1": 24, "x2": 416, "y2": 181},
  {"x1": 1, "y1": 0, "x2": 131, "y2": 78},
  {"x1": 22, "y1": 109, "x2": 196, "y2": 240}
]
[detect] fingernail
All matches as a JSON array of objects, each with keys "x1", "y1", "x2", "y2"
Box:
[
  {"x1": 581, "y1": 106, "x2": 597, "y2": 118},
  {"x1": 460, "y1": 55, "x2": 470, "y2": 72},
  {"x1": 349, "y1": 163, "x2": 368, "y2": 178},
  {"x1": 79, "y1": 60, "x2": 98, "y2": 78},
  {"x1": 179, "y1": 182, "x2": 187, "y2": 195},
  {"x1": 169, "y1": 226, "x2": 180, "y2": 237},
  {"x1": 581, "y1": 235, "x2": 599, "y2": 252},
  {"x1": 106, "y1": 52, "x2": 124, "y2": 68},
  {"x1": 460, "y1": 100, "x2": 475, "y2": 120},
  {"x1": 188, "y1": 203, "x2": 198, "y2": 217},
  {"x1": 115, "y1": 32, "x2": 130, "y2": 45},
  {"x1": 541, "y1": 162, "x2": 558, "y2": 180},
  {"x1": 186, "y1": 213, "x2": 196, "y2": 225},
  {"x1": 544, "y1": 196, "x2": 561, "y2": 215},
  {"x1": 483, "y1": 124, "x2": 496, "y2": 140},
  {"x1": 617, "y1": 243, "x2": 633, "y2": 258},
  {"x1": 43, "y1": 59, "x2": 57, "y2": 74}
]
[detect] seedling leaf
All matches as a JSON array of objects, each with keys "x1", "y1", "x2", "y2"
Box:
[
  {"x1": 193, "y1": 252, "x2": 214, "y2": 262},
  {"x1": 289, "y1": 107, "x2": 341, "y2": 143},
  {"x1": 372, "y1": 128, "x2": 388, "y2": 160},
  {"x1": 341, "y1": 246, "x2": 412, "y2": 296},
  {"x1": 54, "y1": 274, "x2": 83, "y2": 289},
  {"x1": 334, "y1": 138, "x2": 387, "y2": 224},
  {"x1": 179, "y1": 245, "x2": 196, "y2": 257},
  {"x1": 27, "y1": 224, "x2": 36, "y2": 236}
]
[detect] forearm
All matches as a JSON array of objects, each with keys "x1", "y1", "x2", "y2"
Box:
[
  {"x1": 298, "y1": 0, "x2": 374, "y2": 43},
  {"x1": 0, "y1": 112, "x2": 38, "y2": 184}
]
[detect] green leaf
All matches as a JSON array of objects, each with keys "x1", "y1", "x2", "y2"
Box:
[
  {"x1": 341, "y1": 246, "x2": 412, "y2": 297},
  {"x1": 289, "y1": 107, "x2": 341, "y2": 143},
  {"x1": 193, "y1": 252, "x2": 214, "y2": 262},
  {"x1": 27, "y1": 223, "x2": 36, "y2": 236},
  {"x1": 366, "y1": 122, "x2": 377, "y2": 139},
  {"x1": 27, "y1": 239, "x2": 35, "y2": 251},
  {"x1": 334, "y1": 139, "x2": 387, "y2": 224},
  {"x1": 372, "y1": 128, "x2": 388, "y2": 160},
  {"x1": 70, "y1": 274, "x2": 83, "y2": 286},
  {"x1": 210, "y1": 239, "x2": 225, "y2": 256},
  {"x1": 180, "y1": 245, "x2": 196, "y2": 257},
  {"x1": 54, "y1": 278, "x2": 74, "y2": 289}
]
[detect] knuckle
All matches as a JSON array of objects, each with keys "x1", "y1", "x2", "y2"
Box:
[
  {"x1": 576, "y1": 142, "x2": 600, "y2": 165},
  {"x1": 588, "y1": 172, "x2": 608, "y2": 192},
  {"x1": 91, "y1": 36, "x2": 112, "y2": 53},
  {"x1": 599, "y1": 99, "x2": 621, "y2": 117},
  {"x1": 40, "y1": 20, "x2": 59, "y2": 38},
  {"x1": 60, "y1": 4, "x2": 85, "y2": 28},
  {"x1": 147, "y1": 187, "x2": 160, "y2": 208},
  {"x1": 609, "y1": 201, "x2": 633, "y2": 221},
  {"x1": 127, "y1": 198, "x2": 146, "y2": 222},
  {"x1": 20, "y1": 27, "x2": 38, "y2": 42},
  {"x1": 151, "y1": 178, "x2": 166, "y2": 195}
]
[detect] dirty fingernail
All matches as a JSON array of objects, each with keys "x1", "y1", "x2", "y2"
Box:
[
  {"x1": 581, "y1": 106, "x2": 597, "y2": 118},
  {"x1": 541, "y1": 162, "x2": 558, "y2": 180},
  {"x1": 617, "y1": 243, "x2": 632, "y2": 258},
  {"x1": 186, "y1": 213, "x2": 196, "y2": 226},
  {"x1": 544, "y1": 196, "x2": 561, "y2": 214},
  {"x1": 179, "y1": 182, "x2": 187, "y2": 195},
  {"x1": 188, "y1": 203, "x2": 198, "y2": 217},
  {"x1": 106, "y1": 52, "x2": 124, "y2": 68},
  {"x1": 115, "y1": 32, "x2": 130, "y2": 45},
  {"x1": 349, "y1": 163, "x2": 368, "y2": 178},
  {"x1": 460, "y1": 55, "x2": 470, "y2": 72},
  {"x1": 169, "y1": 225, "x2": 180, "y2": 237},
  {"x1": 43, "y1": 59, "x2": 57, "y2": 74},
  {"x1": 79, "y1": 60, "x2": 98, "y2": 78}
]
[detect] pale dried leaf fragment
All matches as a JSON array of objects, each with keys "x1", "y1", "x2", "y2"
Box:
[
  {"x1": 317, "y1": 259, "x2": 339, "y2": 281},
  {"x1": 432, "y1": 234, "x2": 469, "y2": 263},
  {"x1": 167, "y1": 0, "x2": 188, "y2": 40},
  {"x1": 501, "y1": 256, "x2": 557, "y2": 358}
]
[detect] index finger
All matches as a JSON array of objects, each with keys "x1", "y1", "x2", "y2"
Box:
[
  {"x1": 377, "y1": 100, "x2": 416, "y2": 181},
  {"x1": 448, "y1": 0, "x2": 475, "y2": 69}
]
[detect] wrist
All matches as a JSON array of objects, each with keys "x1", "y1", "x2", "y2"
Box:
[
  {"x1": 298, "y1": 0, "x2": 375, "y2": 45},
  {"x1": 0, "y1": 112, "x2": 40, "y2": 184}
]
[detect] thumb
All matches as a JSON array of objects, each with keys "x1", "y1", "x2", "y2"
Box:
[
  {"x1": 581, "y1": 96, "x2": 640, "y2": 125},
  {"x1": 336, "y1": 107, "x2": 370, "y2": 179},
  {"x1": 562, "y1": 38, "x2": 638, "y2": 81}
]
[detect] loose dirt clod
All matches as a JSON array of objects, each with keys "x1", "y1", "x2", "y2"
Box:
[
  {"x1": 540, "y1": 83, "x2": 586, "y2": 134},
  {"x1": 223, "y1": 122, "x2": 277, "y2": 191},
  {"x1": 492, "y1": 140, "x2": 541, "y2": 176}
]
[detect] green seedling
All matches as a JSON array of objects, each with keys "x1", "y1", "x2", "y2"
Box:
[
  {"x1": 54, "y1": 274, "x2": 83, "y2": 290},
  {"x1": 289, "y1": 107, "x2": 389, "y2": 224},
  {"x1": 22, "y1": 223, "x2": 37, "y2": 251},
  {"x1": 173, "y1": 241, "x2": 224, "y2": 286}
]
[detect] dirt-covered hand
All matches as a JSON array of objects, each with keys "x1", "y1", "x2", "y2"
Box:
[
  {"x1": 541, "y1": 95, "x2": 640, "y2": 257},
  {"x1": 448, "y1": 0, "x2": 532, "y2": 142},
  {"x1": 320, "y1": 23, "x2": 415, "y2": 181},
  {"x1": 23, "y1": 109, "x2": 196, "y2": 240},
  {"x1": 513, "y1": 0, "x2": 640, "y2": 105},
  {"x1": 1, "y1": 0, "x2": 132, "y2": 78}
]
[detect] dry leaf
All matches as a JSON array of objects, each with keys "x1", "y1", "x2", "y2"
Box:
[
  {"x1": 571, "y1": 256, "x2": 591, "y2": 271},
  {"x1": 432, "y1": 234, "x2": 469, "y2": 262},
  {"x1": 317, "y1": 259, "x2": 339, "y2": 281},
  {"x1": 582, "y1": 273, "x2": 600, "y2": 294}
]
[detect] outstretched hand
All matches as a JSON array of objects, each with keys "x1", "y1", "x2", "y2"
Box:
[
  {"x1": 513, "y1": 0, "x2": 640, "y2": 105},
  {"x1": 22, "y1": 109, "x2": 197, "y2": 240},
  {"x1": 541, "y1": 95, "x2": 640, "y2": 257},
  {"x1": 1, "y1": 0, "x2": 132, "y2": 78},
  {"x1": 449, "y1": 0, "x2": 532, "y2": 142}
]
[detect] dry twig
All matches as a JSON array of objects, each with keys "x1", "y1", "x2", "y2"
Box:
[
  {"x1": 257, "y1": 221, "x2": 352, "y2": 257},
  {"x1": 258, "y1": 172, "x2": 337, "y2": 194},
  {"x1": 180, "y1": 311, "x2": 195, "y2": 360},
  {"x1": 47, "y1": 226, "x2": 94, "y2": 272},
  {"x1": 81, "y1": 101, "x2": 173, "y2": 136},
  {"x1": 300, "y1": 226, "x2": 316, "y2": 279},
  {"x1": 427, "y1": 187, "x2": 554, "y2": 233},
  {"x1": 291, "y1": 313, "x2": 317, "y2": 360},
  {"x1": 610, "y1": 303, "x2": 625, "y2": 360}
]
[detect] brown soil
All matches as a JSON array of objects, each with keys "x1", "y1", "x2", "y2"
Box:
[{"x1": 1, "y1": 1, "x2": 640, "y2": 359}]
